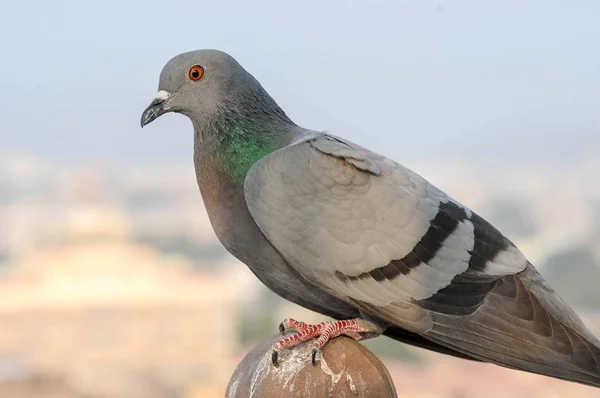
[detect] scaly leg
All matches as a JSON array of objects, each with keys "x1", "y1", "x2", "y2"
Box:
[{"x1": 272, "y1": 318, "x2": 384, "y2": 367}]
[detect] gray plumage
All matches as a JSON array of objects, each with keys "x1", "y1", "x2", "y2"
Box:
[{"x1": 141, "y1": 49, "x2": 600, "y2": 387}]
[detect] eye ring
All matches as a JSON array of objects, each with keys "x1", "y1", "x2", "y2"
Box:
[{"x1": 188, "y1": 65, "x2": 205, "y2": 81}]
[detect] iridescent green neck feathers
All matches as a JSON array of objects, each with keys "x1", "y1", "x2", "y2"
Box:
[
  {"x1": 194, "y1": 81, "x2": 294, "y2": 187},
  {"x1": 216, "y1": 120, "x2": 283, "y2": 185}
]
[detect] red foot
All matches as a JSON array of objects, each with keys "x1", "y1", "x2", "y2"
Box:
[{"x1": 271, "y1": 318, "x2": 379, "y2": 367}]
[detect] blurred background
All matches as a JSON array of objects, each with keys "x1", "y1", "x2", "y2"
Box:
[{"x1": 2, "y1": 1, "x2": 600, "y2": 397}]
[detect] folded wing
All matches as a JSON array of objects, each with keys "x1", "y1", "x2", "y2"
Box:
[{"x1": 244, "y1": 133, "x2": 600, "y2": 387}]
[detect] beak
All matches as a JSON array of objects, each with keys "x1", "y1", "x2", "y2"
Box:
[{"x1": 140, "y1": 90, "x2": 172, "y2": 127}]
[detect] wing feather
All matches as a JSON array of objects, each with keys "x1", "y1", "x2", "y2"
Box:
[{"x1": 244, "y1": 132, "x2": 600, "y2": 386}]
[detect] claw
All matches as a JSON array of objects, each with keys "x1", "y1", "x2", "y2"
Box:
[
  {"x1": 279, "y1": 321, "x2": 285, "y2": 335},
  {"x1": 271, "y1": 318, "x2": 381, "y2": 368}
]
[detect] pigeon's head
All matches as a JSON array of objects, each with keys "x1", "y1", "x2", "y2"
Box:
[{"x1": 140, "y1": 49, "x2": 253, "y2": 128}]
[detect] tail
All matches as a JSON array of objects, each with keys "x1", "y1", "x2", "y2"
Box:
[
  {"x1": 421, "y1": 263, "x2": 600, "y2": 388},
  {"x1": 384, "y1": 326, "x2": 484, "y2": 362}
]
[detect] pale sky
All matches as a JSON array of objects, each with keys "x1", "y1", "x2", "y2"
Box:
[{"x1": 1, "y1": 0, "x2": 599, "y2": 164}]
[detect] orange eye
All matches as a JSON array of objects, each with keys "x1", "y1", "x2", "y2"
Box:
[{"x1": 188, "y1": 65, "x2": 205, "y2": 81}]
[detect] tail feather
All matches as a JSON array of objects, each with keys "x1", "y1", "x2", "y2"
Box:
[
  {"x1": 422, "y1": 263, "x2": 600, "y2": 388},
  {"x1": 383, "y1": 326, "x2": 483, "y2": 362}
]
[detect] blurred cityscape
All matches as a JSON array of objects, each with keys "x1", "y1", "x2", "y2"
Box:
[{"x1": 1, "y1": 148, "x2": 600, "y2": 398}]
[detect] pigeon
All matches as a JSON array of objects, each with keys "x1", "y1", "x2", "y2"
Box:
[{"x1": 141, "y1": 49, "x2": 600, "y2": 388}]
